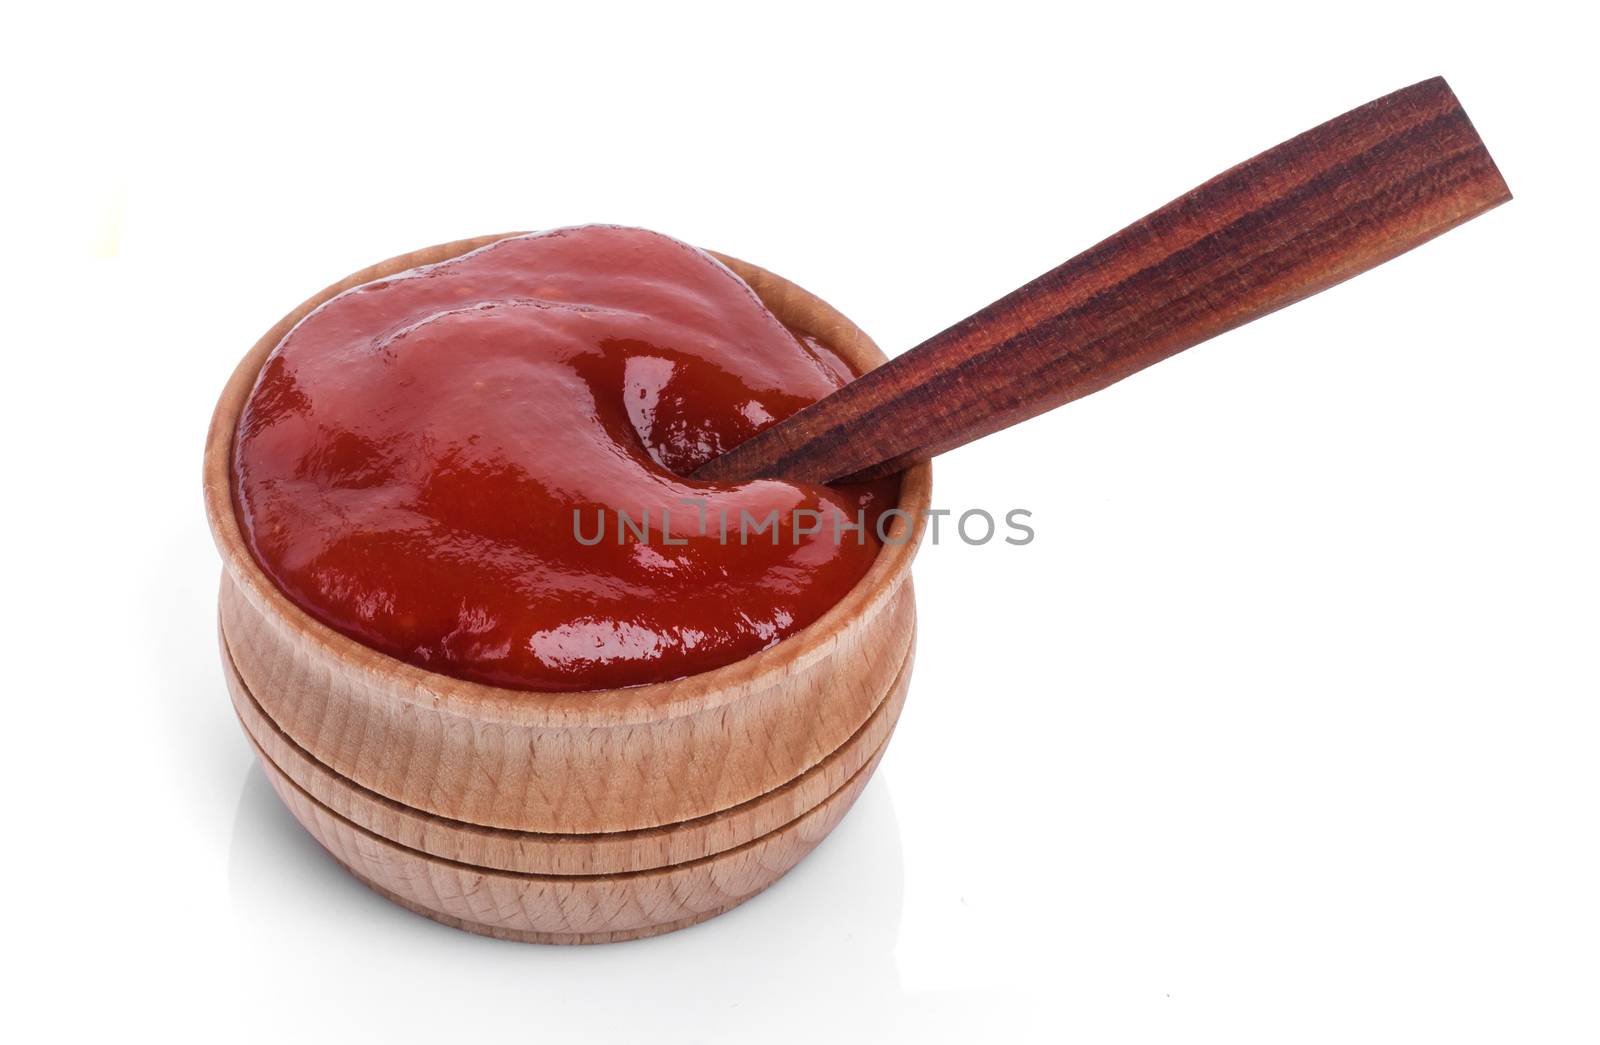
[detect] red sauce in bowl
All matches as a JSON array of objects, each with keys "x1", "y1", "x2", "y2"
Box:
[{"x1": 232, "y1": 226, "x2": 895, "y2": 691}]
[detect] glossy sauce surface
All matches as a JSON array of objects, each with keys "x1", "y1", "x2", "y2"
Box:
[{"x1": 233, "y1": 227, "x2": 894, "y2": 691}]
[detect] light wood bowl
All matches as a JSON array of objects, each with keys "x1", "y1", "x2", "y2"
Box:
[{"x1": 204, "y1": 233, "x2": 931, "y2": 943}]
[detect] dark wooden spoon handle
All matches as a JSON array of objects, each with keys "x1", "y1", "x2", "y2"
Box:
[{"x1": 694, "y1": 76, "x2": 1510, "y2": 485}]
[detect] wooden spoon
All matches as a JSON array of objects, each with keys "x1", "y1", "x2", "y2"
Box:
[{"x1": 693, "y1": 76, "x2": 1510, "y2": 485}]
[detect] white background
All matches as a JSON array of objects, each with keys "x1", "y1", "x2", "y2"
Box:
[{"x1": 6, "y1": 2, "x2": 1597, "y2": 1041}]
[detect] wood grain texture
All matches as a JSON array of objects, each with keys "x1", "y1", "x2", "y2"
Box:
[
  {"x1": 206, "y1": 237, "x2": 931, "y2": 834},
  {"x1": 221, "y1": 574, "x2": 912, "y2": 833},
  {"x1": 223, "y1": 614, "x2": 912, "y2": 874},
  {"x1": 345, "y1": 873, "x2": 739, "y2": 945},
  {"x1": 693, "y1": 76, "x2": 1512, "y2": 484},
  {"x1": 250, "y1": 723, "x2": 885, "y2": 943}
]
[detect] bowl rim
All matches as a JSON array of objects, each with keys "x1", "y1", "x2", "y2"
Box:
[{"x1": 204, "y1": 230, "x2": 931, "y2": 729}]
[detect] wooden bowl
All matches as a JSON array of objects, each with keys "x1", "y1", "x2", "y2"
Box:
[{"x1": 204, "y1": 233, "x2": 931, "y2": 943}]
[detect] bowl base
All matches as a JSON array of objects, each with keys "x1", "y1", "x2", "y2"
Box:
[
  {"x1": 345, "y1": 871, "x2": 756, "y2": 945},
  {"x1": 225, "y1": 619, "x2": 909, "y2": 944}
]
